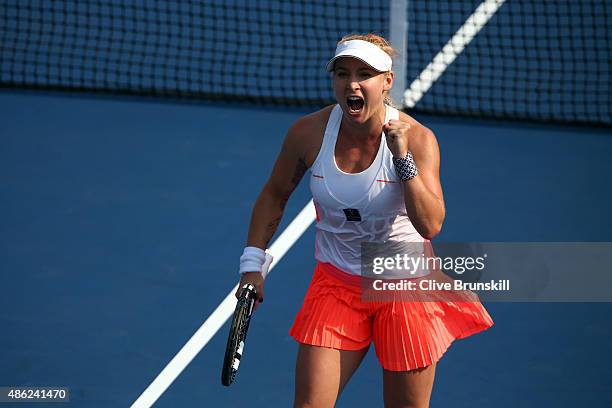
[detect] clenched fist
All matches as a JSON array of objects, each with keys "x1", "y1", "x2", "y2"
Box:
[{"x1": 383, "y1": 119, "x2": 412, "y2": 158}]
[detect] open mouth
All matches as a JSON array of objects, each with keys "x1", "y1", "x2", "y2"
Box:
[{"x1": 347, "y1": 96, "x2": 364, "y2": 113}]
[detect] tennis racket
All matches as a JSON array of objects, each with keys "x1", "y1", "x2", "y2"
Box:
[{"x1": 221, "y1": 283, "x2": 257, "y2": 386}]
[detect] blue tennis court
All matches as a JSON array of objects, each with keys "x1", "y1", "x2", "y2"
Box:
[
  {"x1": 1, "y1": 91, "x2": 611, "y2": 407},
  {"x1": 1, "y1": 1, "x2": 611, "y2": 407}
]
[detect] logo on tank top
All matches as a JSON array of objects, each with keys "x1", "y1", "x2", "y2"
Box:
[{"x1": 342, "y1": 208, "x2": 362, "y2": 222}]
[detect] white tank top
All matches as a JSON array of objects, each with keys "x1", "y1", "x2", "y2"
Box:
[{"x1": 309, "y1": 104, "x2": 429, "y2": 278}]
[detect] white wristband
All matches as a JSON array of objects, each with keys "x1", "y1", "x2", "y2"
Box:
[
  {"x1": 260, "y1": 252, "x2": 273, "y2": 279},
  {"x1": 239, "y1": 246, "x2": 274, "y2": 279}
]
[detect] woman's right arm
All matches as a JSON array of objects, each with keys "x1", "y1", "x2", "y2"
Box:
[
  {"x1": 236, "y1": 117, "x2": 313, "y2": 302},
  {"x1": 246, "y1": 132, "x2": 308, "y2": 250}
]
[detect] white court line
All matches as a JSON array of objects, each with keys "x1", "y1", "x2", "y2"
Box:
[
  {"x1": 132, "y1": 2, "x2": 506, "y2": 405},
  {"x1": 403, "y1": 0, "x2": 507, "y2": 108},
  {"x1": 131, "y1": 200, "x2": 316, "y2": 408}
]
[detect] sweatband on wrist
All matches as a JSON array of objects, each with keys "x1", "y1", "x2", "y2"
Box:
[
  {"x1": 393, "y1": 151, "x2": 419, "y2": 181},
  {"x1": 239, "y1": 246, "x2": 274, "y2": 279}
]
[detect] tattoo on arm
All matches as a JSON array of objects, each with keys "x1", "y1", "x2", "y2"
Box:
[
  {"x1": 278, "y1": 158, "x2": 308, "y2": 212},
  {"x1": 279, "y1": 192, "x2": 290, "y2": 211},
  {"x1": 265, "y1": 158, "x2": 308, "y2": 245},
  {"x1": 264, "y1": 216, "x2": 282, "y2": 246},
  {"x1": 291, "y1": 158, "x2": 308, "y2": 186}
]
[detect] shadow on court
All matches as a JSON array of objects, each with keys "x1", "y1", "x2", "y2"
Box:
[{"x1": 1, "y1": 91, "x2": 611, "y2": 407}]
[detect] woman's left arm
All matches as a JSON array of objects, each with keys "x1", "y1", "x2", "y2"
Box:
[{"x1": 384, "y1": 118, "x2": 445, "y2": 239}]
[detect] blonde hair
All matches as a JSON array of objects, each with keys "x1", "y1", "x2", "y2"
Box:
[{"x1": 337, "y1": 33, "x2": 398, "y2": 108}]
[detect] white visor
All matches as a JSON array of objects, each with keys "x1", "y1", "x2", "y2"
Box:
[{"x1": 325, "y1": 39, "x2": 393, "y2": 72}]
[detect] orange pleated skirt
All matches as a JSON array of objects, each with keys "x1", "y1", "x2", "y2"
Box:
[{"x1": 289, "y1": 262, "x2": 494, "y2": 371}]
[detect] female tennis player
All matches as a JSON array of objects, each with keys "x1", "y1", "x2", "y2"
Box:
[{"x1": 236, "y1": 33, "x2": 493, "y2": 407}]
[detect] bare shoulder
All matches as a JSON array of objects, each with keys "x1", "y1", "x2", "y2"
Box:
[
  {"x1": 289, "y1": 105, "x2": 334, "y2": 136},
  {"x1": 285, "y1": 105, "x2": 334, "y2": 167},
  {"x1": 398, "y1": 110, "x2": 439, "y2": 156}
]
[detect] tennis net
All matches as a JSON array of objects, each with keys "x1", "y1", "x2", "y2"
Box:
[
  {"x1": 0, "y1": 0, "x2": 388, "y2": 105},
  {"x1": 1, "y1": 1, "x2": 610, "y2": 126},
  {"x1": 406, "y1": 0, "x2": 611, "y2": 126}
]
